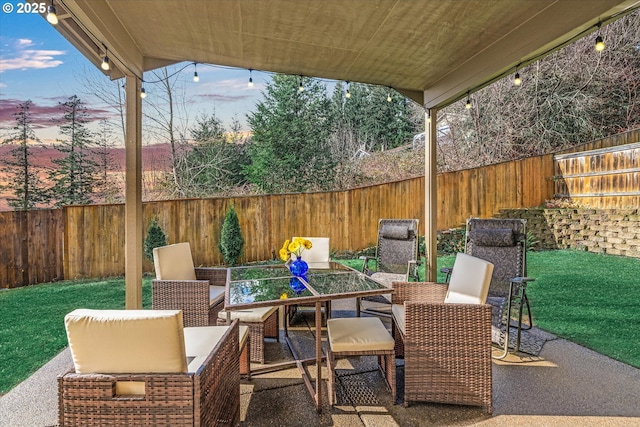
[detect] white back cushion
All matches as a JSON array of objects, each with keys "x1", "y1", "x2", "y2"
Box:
[
  {"x1": 153, "y1": 242, "x2": 197, "y2": 280},
  {"x1": 294, "y1": 237, "x2": 330, "y2": 263},
  {"x1": 444, "y1": 253, "x2": 494, "y2": 305},
  {"x1": 65, "y1": 309, "x2": 188, "y2": 374}
]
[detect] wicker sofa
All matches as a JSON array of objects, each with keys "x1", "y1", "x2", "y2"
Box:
[{"x1": 58, "y1": 309, "x2": 241, "y2": 426}]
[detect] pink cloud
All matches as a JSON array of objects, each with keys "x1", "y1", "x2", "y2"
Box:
[{"x1": 0, "y1": 98, "x2": 116, "y2": 128}]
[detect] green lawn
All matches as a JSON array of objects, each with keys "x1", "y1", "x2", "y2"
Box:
[
  {"x1": 0, "y1": 277, "x2": 152, "y2": 394},
  {"x1": 1, "y1": 250, "x2": 638, "y2": 395}
]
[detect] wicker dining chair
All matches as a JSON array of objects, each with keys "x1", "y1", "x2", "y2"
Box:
[
  {"x1": 153, "y1": 242, "x2": 278, "y2": 364},
  {"x1": 59, "y1": 309, "x2": 240, "y2": 426},
  {"x1": 152, "y1": 242, "x2": 227, "y2": 327},
  {"x1": 391, "y1": 253, "x2": 494, "y2": 412}
]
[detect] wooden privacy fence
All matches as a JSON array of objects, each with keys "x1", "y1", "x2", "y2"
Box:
[
  {"x1": 554, "y1": 137, "x2": 640, "y2": 209},
  {"x1": 0, "y1": 209, "x2": 64, "y2": 288},
  {"x1": 2, "y1": 128, "x2": 638, "y2": 287}
]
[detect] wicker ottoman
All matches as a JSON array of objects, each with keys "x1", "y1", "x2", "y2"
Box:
[{"x1": 326, "y1": 317, "x2": 396, "y2": 405}]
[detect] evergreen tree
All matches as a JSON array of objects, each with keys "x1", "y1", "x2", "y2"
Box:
[
  {"x1": 245, "y1": 75, "x2": 335, "y2": 193},
  {"x1": 330, "y1": 83, "x2": 420, "y2": 153},
  {"x1": 176, "y1": 112, "x2": 249, "y2": 197},
  {"x1": 218, "y1": 205, "x2": 244, "y2": 266},
  {"x1": 144, "y1": 216, "x2": 167, "y2": 261},
  {"x1": 48, "y1": 95, "x2": 99, "y2": 207},
  {"x1": 0, "y1": 100, "x2": 48, "y2": 210}
]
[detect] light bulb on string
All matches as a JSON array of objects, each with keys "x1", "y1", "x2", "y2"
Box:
[
  {"x1": 387, "y1": 93, "x2": 392, "y2": 102},
  {"x1": 46, "y1": 1, "x2": 58, "y2": 25},
  {"x1": 248, "y1": 69, "x2": 254, "y2": 87},
  {"x1": 298, "y1": 77, "x2": 304, "y2": 92},
  {"x1": 101, "y1": 55, "x2": 110, "y2": 71},
  {"x1": 140, "y1": 86, "x2": 147, "y2": 99},
  {"x1": 594, "y1": 22, "x2": 605, "y2": 52},
  {"x1": 513, "y1": 72, "x2": 521, "y2": 86},
  {"x1": 465, "y1": 95, "x2": 471, "y2": 109},
  {"x1": 346, "y1": 81, "x2": 351, "y2": 99},
  {"x1": 193, "y1": 63, "x2": 199, "y2": 82}
]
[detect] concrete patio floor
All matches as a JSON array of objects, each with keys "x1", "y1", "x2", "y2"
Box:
[{"x1": 2, "y1": 299, "x2": 640, "y2": 427}]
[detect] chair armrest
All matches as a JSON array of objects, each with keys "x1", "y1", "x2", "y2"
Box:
[
  {"x1": 440, "y1": 267, "x2": 453, "y2": 282},
  {"x1": 391, "y1": 281, "x2": 448, "y2": 304},
  {"x1": 196, "y1": 320, "x2": 240, "y2": 425},
  {"x1": 510, "y1": 276, "x2": 535, "y2": 284},
  {"x1": 359, "y1": 256, "x2": 377, "y2": 275},
  {"x1": 407, "y1": 259, "x2": 422, "y2": 281},
  {"x1": 195, "y1": 267, "x2": 228, "y2": 286}
]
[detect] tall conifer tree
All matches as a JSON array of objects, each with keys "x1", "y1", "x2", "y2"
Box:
[
  {"x1": 0, "y1": 100, "x2": 48, "y2": 210},
  {"x1": 49, "y1": 95, "x2": 99, "y2": 207}
]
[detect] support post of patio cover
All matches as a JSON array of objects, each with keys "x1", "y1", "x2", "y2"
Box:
[
  {"x1": 425, "y1": 108, "x2": 438, "y2": 281},
  {"x1": 124, "y1": 74, "x2": 143, "y2": 309}
]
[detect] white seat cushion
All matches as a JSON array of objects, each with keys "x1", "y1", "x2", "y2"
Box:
[
  {"x1": 327, "y1": 317, "x2": 394, "y2": 352},
  {"x1": 210, "y1": 285, "x2": 225, "y2": 305},
  {"x1": 65, "y1": 309, "x2": 187, "y2": 374},
  {"x1": 182, "y1": 325, "x2": 248, "y2": 372},
  {"x1": 218, "y1": 305, "x2": 278, "y2": 323},
  {"x1": 391, "y1": 304, "x2": 405, "y2": 335},
  {"x1": 239, "y1": 325, "x2": 249, "y2": 348},
  {"x1": 153, "y1": 242, "x2": 197, "y2": 280},
  {"x1": 445, "y1": 253, "x2": 494, "y2": 305}
]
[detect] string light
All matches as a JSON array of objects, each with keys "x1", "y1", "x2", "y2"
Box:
[
  {"x1": 193, "y1": 63, "x2": 199, "y2": 82},
  {"x1": 465, "y1": 93, "x2": 471, "y2": 109},
  {"x1": 595, "y1": 23, "x2": 605, "y2": 52},
  {"x1": 101, "y1": 55, "x2": 110, "y2": 71},
  {"x1": 387, "y1": 88, "x2": 392, "y2": 102},
  {"x1": 346, "y1": 81, "x2": 351, "y2": 99},
  {"x1": 46, "y1": 0, "x2": 58, "y2": 25},
  {"x1": 140, "y1": 86, "x2": 147, "y2": 99},
  {"x1": 513, "y1": 71, "x2": 521, "y2": 86},
  {"x1": 101, "y1": 46, "x2": 110, "y2": 71},
  {"x1": 248, "y1": 68, "x2": 254, "y2": 87},
  {"x1": 298, "y1": 76, "x2": 304, "y2": 92}
]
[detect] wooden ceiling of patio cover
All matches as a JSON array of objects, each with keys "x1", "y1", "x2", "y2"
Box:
[{"x1": 50, "y1": 0, "x2": 640, "y2": 108}]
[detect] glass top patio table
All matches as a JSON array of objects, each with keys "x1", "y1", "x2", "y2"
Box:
[
  {"x1": 223, "y1": 261, "x2": 391, "y2": 413},
  {"x1": 224, "y1": 262, "x2": 390, "y2": 310}
]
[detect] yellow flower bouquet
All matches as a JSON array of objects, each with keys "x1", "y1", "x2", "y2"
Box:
[{"x1": 279, "y1": 237, "x2": 313, "y2": 262}]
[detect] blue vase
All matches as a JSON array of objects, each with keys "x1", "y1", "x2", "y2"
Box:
[
  {"x1": 289, "y1": 277, "x2": 307, "y2": 294},
  {"x1": 289, "y1": 256, "x2": 309, "y2": 277}
]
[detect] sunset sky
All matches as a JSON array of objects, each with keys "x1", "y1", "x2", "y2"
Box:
[{"x1": 0, "y1": 2, "x2": 270, "y2": 144}]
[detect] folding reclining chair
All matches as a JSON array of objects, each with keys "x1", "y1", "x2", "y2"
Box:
[
  {"x1": 442, "y1": 218, "x2": 534, "y2": 358},
  {"x1": 360, "y1": 219, "x2": 421, "y2": 316}
]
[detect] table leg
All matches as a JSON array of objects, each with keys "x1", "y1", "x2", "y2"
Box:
[{"x1": 315, "y1": 301, "x2": 322, "y2": 412}]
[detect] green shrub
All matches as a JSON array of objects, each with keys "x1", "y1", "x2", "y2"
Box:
[
  {"x1": 143, "y1": 216, "x2": 167, "y2": 261},
  {"x1": 219, "y1": 205, "x2": 244, "y2": 266}
]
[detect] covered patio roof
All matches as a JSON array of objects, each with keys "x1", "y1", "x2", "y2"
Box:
[{"x1": 44, "y1": 0, "x2": 640, "y2": 307}]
